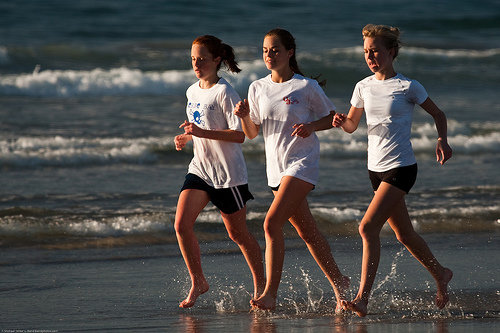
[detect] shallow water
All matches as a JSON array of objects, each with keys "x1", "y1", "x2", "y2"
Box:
[{"x1": 1, "y1": 1, "x2": 499, "y2": 331}]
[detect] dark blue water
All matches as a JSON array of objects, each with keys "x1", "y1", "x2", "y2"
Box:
[{"x1": 0, "y1": 0, "x2": 498, "y2": 248}]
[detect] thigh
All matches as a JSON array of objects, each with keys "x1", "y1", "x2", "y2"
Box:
[
  {"x1": 362, "y1": 181, "x2": 407, "y2": 230},
  {"x1": 386, "y1": 197, "x2": 415, "y2": 237},
  {"x1": 220, "y1": 206, "x2": 247, "y2": 232},
  {"x1": 267, "y1": 176, "x2": 314, "y2": 224},
  {"x1": 175, "y1": 189, "x2": 211, "y2": 229}
]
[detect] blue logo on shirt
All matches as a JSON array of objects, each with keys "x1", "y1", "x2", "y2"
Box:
[
  {"x1": 192, "y1": 111, "x2": 202, "y2": 125},
  {"x1": 187, "y1": 102, "x2": 206, "y2": 127}
]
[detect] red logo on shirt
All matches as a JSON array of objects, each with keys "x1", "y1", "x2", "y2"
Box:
[{"x1": 283, "y1": 96, "x2": 299, "y2": 105}]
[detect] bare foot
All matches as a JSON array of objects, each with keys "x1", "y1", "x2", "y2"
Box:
[
  {"x1": 179, "y1": 280, "x2": 209, "y2": 308},
  {"x1": 250, "y1": 294, "x2": 276, "y2": 311},
  {"x1": 435, "y1": 267, "x2": 453, "y2": 309},
  {"x1": 335, "y1": 275, "x2": 351, "y2": 313},
  {"x1": 341, "y1": 298, "x2": 367, "y2": 317}
]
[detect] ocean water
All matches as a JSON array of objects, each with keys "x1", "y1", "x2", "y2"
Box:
[{"x1": 0, "y1": 0, "x2": 499, "y2": 331}]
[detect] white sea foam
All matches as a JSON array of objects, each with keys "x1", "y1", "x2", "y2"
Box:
[
  {"x1": 403, "y1": 47, "x2": 500, "y2": 58},
  {"x1": 1, "y1": 119, "x2": 498, "y2": 169},
  {"x1": 324, "y1": 46, "x2": 500, "y2": 59},
  {"x1": 0, "y1": 60, "x2": 266, "y2": 97},
  {"x1": 311, "y1": 206, "x2": 364, "y2": 222},
  {"x1": 0, "y1": 135, "x2": 173, "y2": 167}
]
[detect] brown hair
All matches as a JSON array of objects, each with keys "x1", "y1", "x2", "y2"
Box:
[
  {"x1": 264, "y1": 28, "x2": 304, "y2": 76},
  {"x1": 265, "y1": 28, "x2": 327, "y2": 86},
  {"x1": 192, "y1": 35, "x2": 241, "y2": 73},
  {"x1": 362, "y1": 24, "x2": 402, "y2": 59}
]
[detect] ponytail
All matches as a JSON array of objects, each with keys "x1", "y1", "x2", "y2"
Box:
[
  {"x1": 220, "y1": 43, "x2": 241, "y2": 73},
  {"x1": 192, "y1": 35, "x2": 241, "y2": 73}
]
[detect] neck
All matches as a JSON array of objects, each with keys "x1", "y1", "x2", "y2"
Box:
[
  {"x1": 199, "y1": 75, "x2": 220, "y2": 89},
  {"x1": 271, "y1": 67, "x2": 294, "y2": 83},
  {"x1": 374, "y1": 67, "x2": 397, "y2": 81}
]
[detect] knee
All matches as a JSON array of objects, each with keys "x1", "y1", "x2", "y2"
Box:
[
  {"x1": 174, "y1": 219, "x2": 192, "y2": 237},
  {"x1": 263, "y1": 218, "x2": 283, "y2": 240},
  {"x1": 358, "y1": 220, "x2": 381, "y2": 241},
  {"x1": 226, "y1": 227, "x2": 246, "y2": 244}
]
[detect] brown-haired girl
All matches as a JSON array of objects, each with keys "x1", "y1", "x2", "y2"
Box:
[
  {"x1": 234, "y1": 28, "x2": 349, "y2": 311},
  {"x1": 174, "y1": 35, "x2": 264, "y2": 308},
  {"x1": 333, "y1": 24, "x2": 453, "y2": 317}
]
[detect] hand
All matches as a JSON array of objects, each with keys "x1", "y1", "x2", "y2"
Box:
[
  {"x1": 234, "y1": 99, "x2": 250, "y2": 118},
  {"x1": 291, "y1": 123, "x2": 314, "y2": 138},
  {"x1": 332, "y1": 113, "x2": 347, "y2": 128},
  {"x1": 436, "y1": 139, "x2": 452, "y2": 165},
  {"x1": 179, "y1": 120, "x2": 204, "y2": 137},
  {"x1": 174, "y1": 134, "x2": 190, "y2": 151}
]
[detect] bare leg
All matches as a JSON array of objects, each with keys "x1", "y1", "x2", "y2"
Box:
[
  {"x1": 288, "y1": 197, "x2": 350, "y2": 313},
  {"x1": 342, "y1": 182, "x2": 406, "y2": 317},
  {"x1": 174, "y1": 189, "x2": 210, "y2": 308},
  {"x1": 221, "y1": 207, "x2": 265, "y2": 300},
  {"x1": 250, "y1": 177, "x2": 312, "y2": 310},
  {"x1": 387, "y1": 198, "x2": 453, "y2": 309},
  {"x1": 343, "y1": 182, "x2": 452, "y2": 317},
  {"x1": 251, "y1": 176, "x2": 348, "y2": 311}
]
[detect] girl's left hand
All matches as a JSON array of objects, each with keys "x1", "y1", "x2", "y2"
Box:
[
  {"x1": 436, "y1": 139, "x2": 452, "y2": 165},
  {"x1": 291, "y1": 123, "x2": 314, "y2": 138},
  {"x1": 180, "y1": 120, "x2": 204, "y2": 137}
]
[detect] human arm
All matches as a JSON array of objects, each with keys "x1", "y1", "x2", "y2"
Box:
[
  {"x1": 419, "y1": 97, "x2": 452, "y2": 165},
  {"x1": 233, "y1": 99, "x2": 260, "y2": 140},
  {"x1": 332, "y1": 106, "x2": 364, "y2": 133},
  {"x1": 179, "y1": 120, "x2": 245, "y2": 143},
  {"x1": 291, "y1": 111, "x2": 336, "y2": 138}
]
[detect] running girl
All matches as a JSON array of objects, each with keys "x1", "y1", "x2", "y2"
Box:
[
  {"x1": 333, "y1": 24, "x2": 453, "y2": 317},
  {"x1": 234, "y1": 28, "x2": 349, "y2": 312},
  {"x1": 174, "y1": 35, "x2": 265, "y2": 308}
]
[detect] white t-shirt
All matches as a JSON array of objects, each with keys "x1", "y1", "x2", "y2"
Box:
[
  {"x1": 351, "y1": 73, "x2": 428, "y2": 172},
  {"x1": 248, "y1": 74, "x2": 335, "y2": 187},
  {"x1": 185, "y1": 78, "x2": 248, "y2": 188}
]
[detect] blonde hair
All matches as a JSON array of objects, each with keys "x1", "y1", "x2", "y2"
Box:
[{"x1": 362, "y1": 24, "x2": 401, "y2": 59}]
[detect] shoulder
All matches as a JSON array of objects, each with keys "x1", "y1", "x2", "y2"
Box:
[
  {"x1": 352, "y1": 75, "x2": 375, "y2": 95},
  {"x1": 357, "y1": 75, "x2": 376, "y2": 87},
  {"x1": 216, "y1": 78, "x2": 237, "y2": 94},
  {"x1": 292, "y1": 74, "x2": 314, "y2": 87},
  {"x1": 250, "y1": 75, "x2": 271, "y2": 87},
  {"x1": 394, "y1": 73, "x2": 422, "y2": 87},
  {"x1": 248, "y1": 75, "x2": 271, "y2": 93},
  {"x1": 396, "y1": 73, "x2": 426, "y2": 92},
  {"x1": 186, "y1": 81, "x2": 200, "y2": 96}
]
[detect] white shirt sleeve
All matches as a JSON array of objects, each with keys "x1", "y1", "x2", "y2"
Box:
[
  {"x1": 407, "y1": 79, "x2": 429, "y2": 105},
  {"x1": 307, "y1": 80, "x2": 336, "y2": 117},
  {"x1": 350, "y1": 81, "x2": 364, "y2": 109},
  {"x1": 219, "y1": 85, "x2": 242, "y2": 131}
]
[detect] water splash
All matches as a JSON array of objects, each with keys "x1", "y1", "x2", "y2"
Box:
[
  {"x1": 282, "y1": 267, "x2": 329, "y2": 315},
  {"x1": 214, "y1": 285, "x2": 249, "y2": 313},
  {"x1": 373, "y1": 248, "x2": 406, "y2": 293}
]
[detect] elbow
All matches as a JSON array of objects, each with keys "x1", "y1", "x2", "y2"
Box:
[
  {"x1": 343, "y1": 125, "x2": 358, "y2": 134},
  {"x1": 247, "y1": 132, "x2": 257, "y2": 140}
]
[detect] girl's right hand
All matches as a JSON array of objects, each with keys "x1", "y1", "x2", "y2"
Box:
[
  {"x1": 174, "y1": 134, "x2": 189, "y2": 151},
  {"x1": 234, "y1": 99, "x2": 250, "y2": 118},
  {"x1": 332, "y1": 113, "x2": 347, "y2": 128}
]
